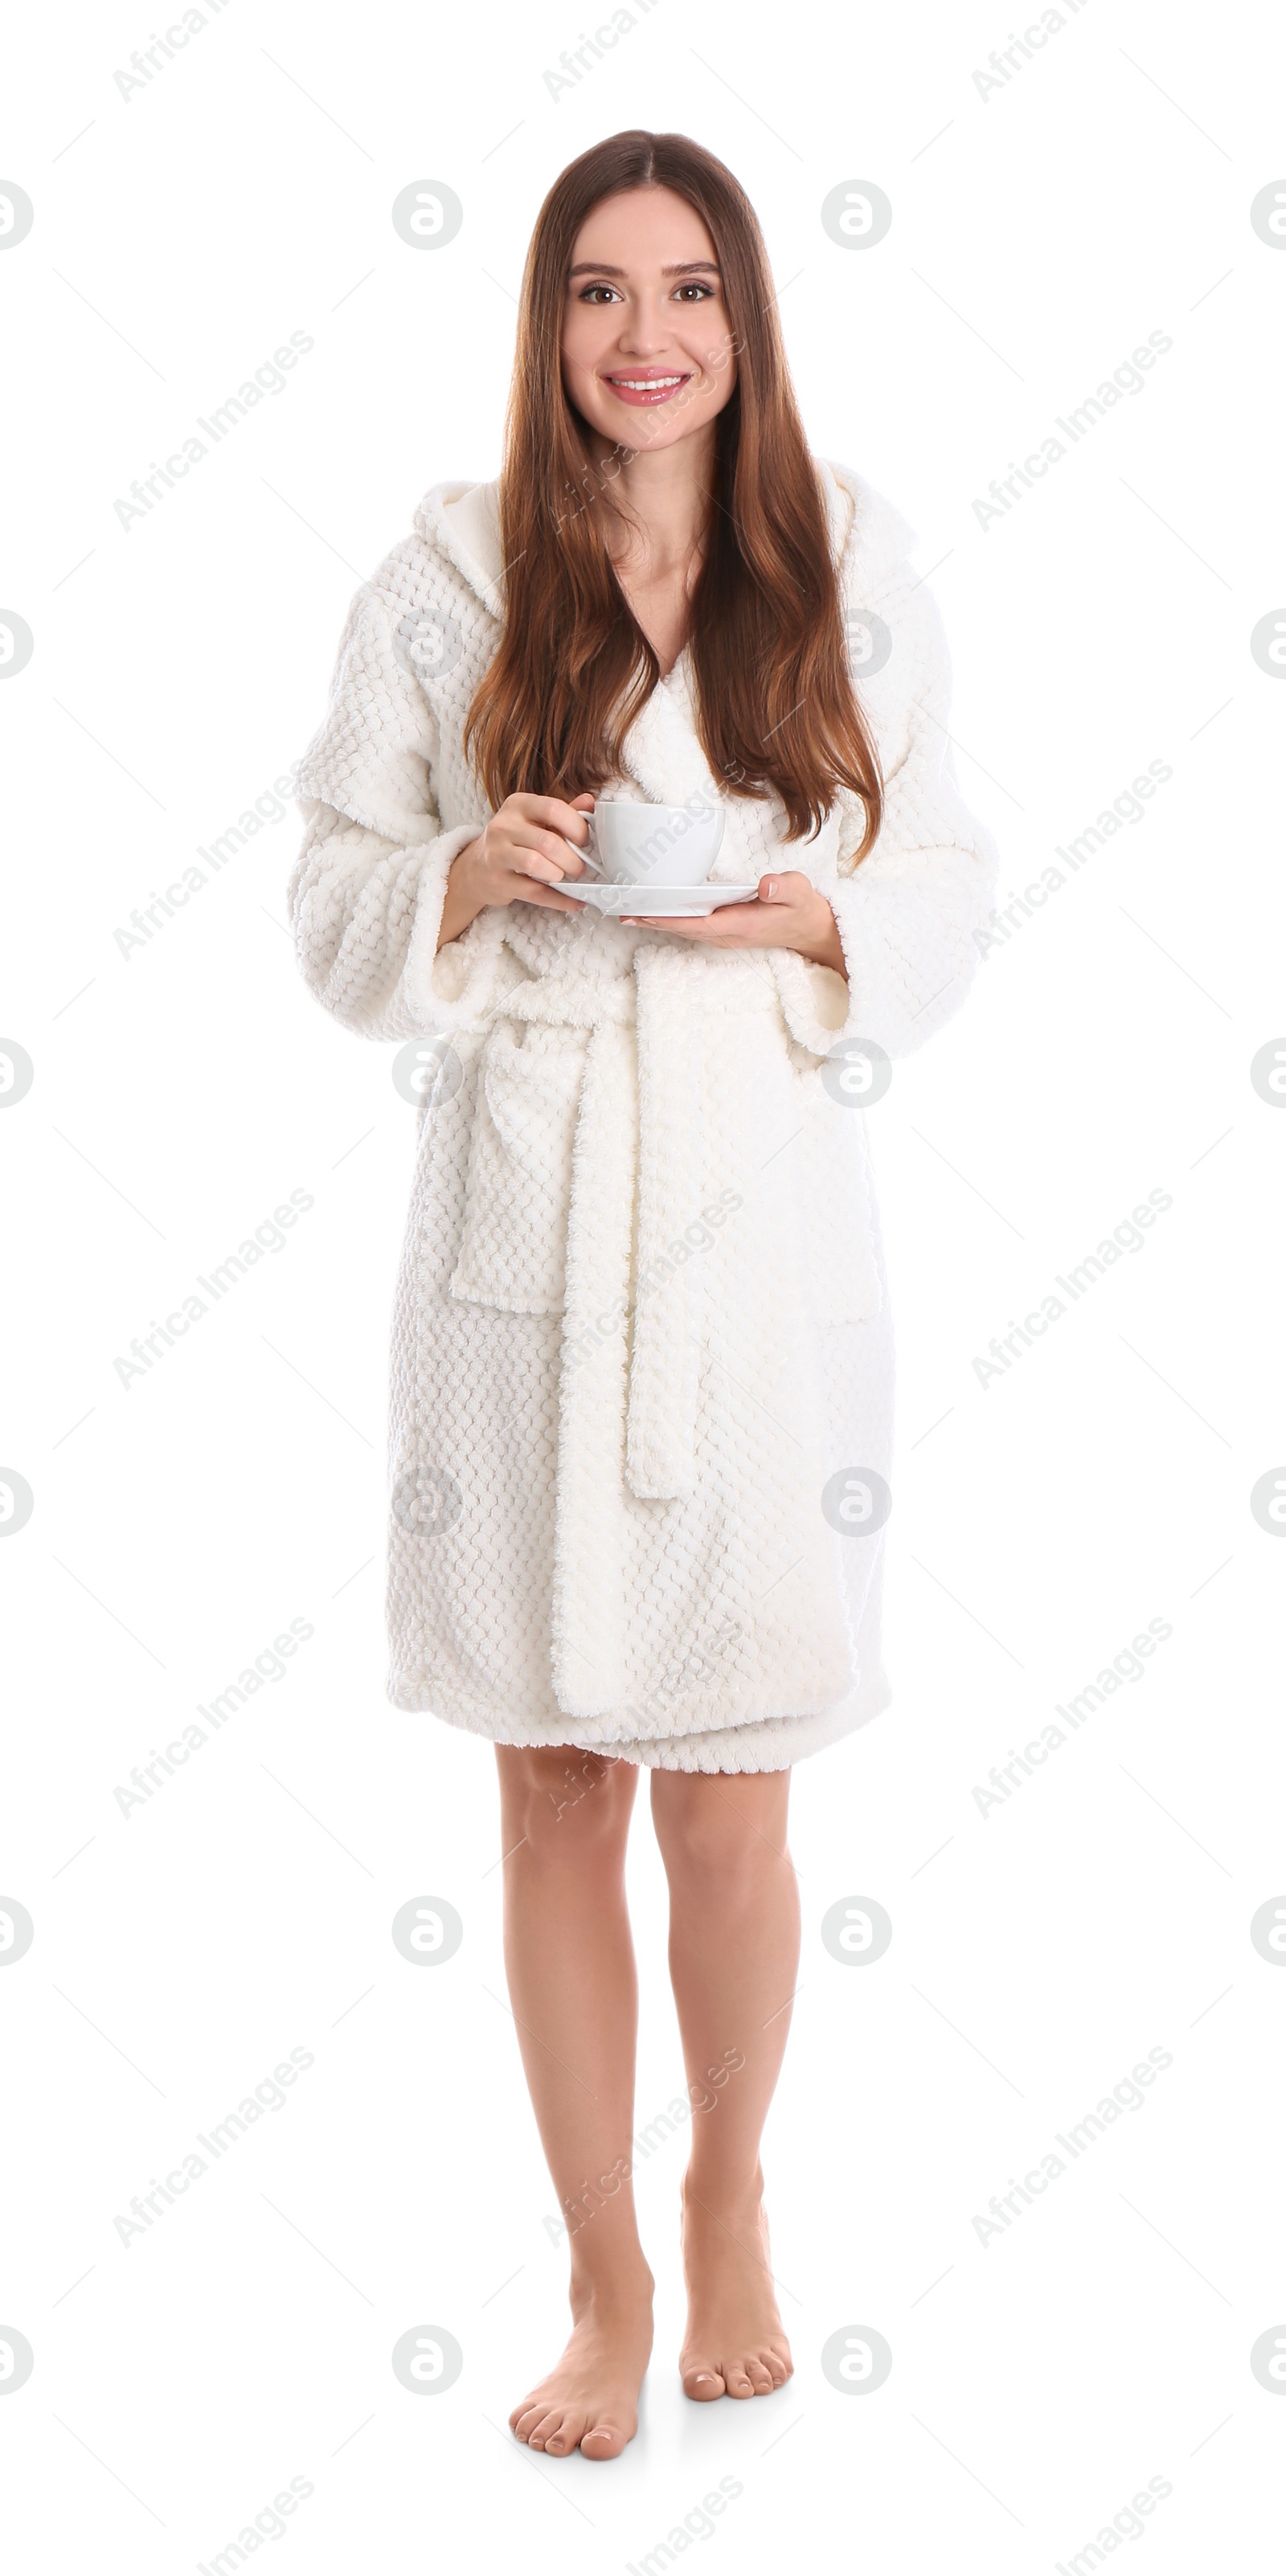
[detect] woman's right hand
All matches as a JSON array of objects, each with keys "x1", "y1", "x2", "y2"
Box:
[{"x1": 437, "y1": 791, "x2": 594, "y2": 951}]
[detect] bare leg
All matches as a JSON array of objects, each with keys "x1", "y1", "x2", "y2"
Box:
[
  {"x1": 497, "y1": 1744, "x2": 653, "y2": 2459},
  {"x1": 649, "y1": 1766, "x2": 799, "y2": 2402}
]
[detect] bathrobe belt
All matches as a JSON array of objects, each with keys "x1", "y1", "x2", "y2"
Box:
[{"x1": 478, "y1": 951, "x2": 780, "y2": 1716}]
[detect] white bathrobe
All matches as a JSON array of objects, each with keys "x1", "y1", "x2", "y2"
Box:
[{"x1": 289, "y1": 459, "x2": 997, "y2": 1771}]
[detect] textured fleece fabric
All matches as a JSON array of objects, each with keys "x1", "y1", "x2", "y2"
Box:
[{"x1": 289, "y1": 459, "x2": 997, "y2": 1771}]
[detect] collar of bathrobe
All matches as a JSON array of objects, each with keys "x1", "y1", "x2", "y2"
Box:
[
  {"x1": 416, "y1": 455, "x2": 917, "y2": 628},
  {"x1": 416, "y1": 458, "x2": 916, "y2": 808}
]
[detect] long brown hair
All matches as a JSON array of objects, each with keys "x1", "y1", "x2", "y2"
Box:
[{"x1": 464, "y1": 130, "x2": 883, "y2": 853}]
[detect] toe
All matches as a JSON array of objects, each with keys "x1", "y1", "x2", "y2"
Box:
[
  {"x1": 725, "y1": 2365, "x2": 756, "y2": 2397},
  {"x1": 682, "y1": 2361, "x2": 726, "y2": 2401},
  {"x1": 510, "y1": 2402, "x2": 544, "y2": 2441},
  {"x1": 741, "y1": 2357, "x2": 775, "y2": 2394},
  {"x1": 543, "y1": 2414, "x2": 580, "y2": 2456},
  {"x1": 523, "y1": 2407, "x2": 563, "y2": 2450},
  {"x1": 580, "y1": 2419, "x2": 626, "y2": 2459}
]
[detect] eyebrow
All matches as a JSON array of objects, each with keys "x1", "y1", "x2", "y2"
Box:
[{"x1": 566, "y1": 260, "x2": 722, "y2": 279}]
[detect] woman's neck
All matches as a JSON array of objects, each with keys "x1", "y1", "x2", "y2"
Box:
[{"x1": 588, "y1": 421, "x2": 718, "y2": 579}]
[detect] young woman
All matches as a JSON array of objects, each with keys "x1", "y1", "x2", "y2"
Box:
[{"x1": 290, "y1": 129, "x2": 996, "y2": 2460}]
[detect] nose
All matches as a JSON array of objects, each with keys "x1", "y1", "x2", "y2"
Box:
[{"x1": 611, "y1": 295, "x2": 677, "y2": 360}]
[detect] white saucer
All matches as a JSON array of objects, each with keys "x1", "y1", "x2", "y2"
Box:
[{"x1": 559, "y1": 881, "x2": 759, "y2": 918}]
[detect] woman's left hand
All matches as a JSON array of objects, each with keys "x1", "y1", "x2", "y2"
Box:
[{"x1": 620, "y1": 871, "x2": 847, "y2": 977}]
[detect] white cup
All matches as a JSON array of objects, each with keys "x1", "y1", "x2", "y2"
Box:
[{"x1": 584, "y1": 798, "x2": 724, "y2": 887}]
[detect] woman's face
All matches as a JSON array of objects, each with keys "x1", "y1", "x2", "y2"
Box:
[{"x1": 561, "y1": 186, "x2": 738, "y2": 453}]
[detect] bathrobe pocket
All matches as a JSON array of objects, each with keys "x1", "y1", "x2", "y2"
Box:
[
  {"x1": 799, "y1": 1078, "x2": 883, "y2": 1326},
  {"x1": 449, "y1": 1028, "x2": 588, "y2": 1315}
]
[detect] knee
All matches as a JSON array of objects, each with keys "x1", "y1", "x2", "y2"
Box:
[
  {"x1": 498, "y1": 1745, "x2": 634, "y2": 1867},
  {"x1": 652, "y1": 1778, "x2": 787, "y2": 1891}
]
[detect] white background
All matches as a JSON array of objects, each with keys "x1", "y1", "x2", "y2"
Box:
[{"x1": 2, "y1": 0, "x2": 1285, "y2": 2566}]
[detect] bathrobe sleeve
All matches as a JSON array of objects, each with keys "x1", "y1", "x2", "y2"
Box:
[
  {"x1": 768, "y1": 558, "x2": 999, "y2": 1064},
  {"x1": 288, "y1": 579, "x2": 506, "y2": 1039}
]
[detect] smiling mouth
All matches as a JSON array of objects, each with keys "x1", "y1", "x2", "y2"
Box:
[{"x1": 604, "y1": 371, "x2": 692, "y2": 400}]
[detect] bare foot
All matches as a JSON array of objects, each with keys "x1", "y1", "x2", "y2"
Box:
[
  {"x1": 510, "y1": 2266, "x2": 654, "y2": 2459},
  {"x1": 679, "y1": 2181, "x2": 793, "y2": 2402}
]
